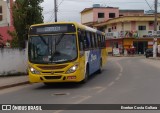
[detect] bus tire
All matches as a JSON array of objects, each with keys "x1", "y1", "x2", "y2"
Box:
[
  {"x1": 81, "y1": 66, "x2": 89, "y2": 83},
  {"x1": 97, "y1": 59, "x2": 102, "y2": 73}
]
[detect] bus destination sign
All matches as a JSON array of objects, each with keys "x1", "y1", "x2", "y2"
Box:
[
  {"x1": 36, "y1": 26, "x2": 67, "y2": 33},
  {"x1": 29, "y1": 24, "x2": 76, "y2": 35}
]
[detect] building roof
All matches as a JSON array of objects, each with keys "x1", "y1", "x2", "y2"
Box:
[
  {"x1": 81, "y1": 7, "x2": 119, "y2": 13},
  {"x1": 80, "y1": 8, "x2": 93, "y2": 13},
  {"x1": 119, "y1": 10, "x2": 144, "y2": 13},
  {"x1": 93, "y1": 15, "x2": 160, "y2": 27}
]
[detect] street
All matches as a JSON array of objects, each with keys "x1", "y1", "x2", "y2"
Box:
[{"x1": 1, "y1": 56, "x2": 160, "y2": 113}]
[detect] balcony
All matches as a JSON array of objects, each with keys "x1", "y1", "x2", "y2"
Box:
[
  {"x1": 106, "y1": 30, "x2": 160, "y2": 39},
  {"x1": 106, "y1": 32, "x2": 119, "y2": 39},
  {"x1": 139, "y1": 30, "x2": 160, "y2": 38}
]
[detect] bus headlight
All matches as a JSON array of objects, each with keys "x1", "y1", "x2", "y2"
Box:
[
  {"x1": 66, "y1": 64, "x2": 78, "y2": 74},
  {"x1": 29, "y1": 67, "x2": 41, "y2": 74}
]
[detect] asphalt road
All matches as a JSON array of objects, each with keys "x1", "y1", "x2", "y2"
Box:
[{"x1": 1, "y1": 56, "x2": 160, "y2": 113}]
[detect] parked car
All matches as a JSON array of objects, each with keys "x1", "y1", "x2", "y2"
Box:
[{"x1": 145, "y1": 48, "x2": 153, "y2": 58}]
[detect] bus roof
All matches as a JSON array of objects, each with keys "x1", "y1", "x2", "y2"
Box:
[{"x1": 30, "y1": 22, "x2": 105, "y2": 35}]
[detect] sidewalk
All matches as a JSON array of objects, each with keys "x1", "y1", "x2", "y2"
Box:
[
  {"x1": 148, "y1": 57, "x2": 160, "y2": 60},
  {"x1": 0, "y1": 75, "x2": 29, "y2": 89}
]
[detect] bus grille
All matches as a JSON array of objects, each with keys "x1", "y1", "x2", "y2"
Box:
[
  {"x1": 44, "y1": 76, "x2": 61, "y2": 80},
  {"x1": 37, "y1": 65, "x2": 68, "y2": 70},
  {"x1": 42, "y1": 71, "x2": 64, "y2": 74}
]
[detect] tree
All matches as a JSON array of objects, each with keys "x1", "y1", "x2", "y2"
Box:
[
  {"x1": 10, "y1": 0, "x2": 44, "y2": 48},
  {"x1": 0, "y1": 33, "x2": 4, "y2": 48},
  {"x1": 7, "y1": 30, "x2": 19, "y2": 48}
]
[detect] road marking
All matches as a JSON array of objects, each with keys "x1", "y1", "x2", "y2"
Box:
[
  {"x1": 108, "y1": 81, "x2": 115, "y2": 87},
  {"x1": 96, "y1": 87, "x2": 106, "y2": 94},
  {"x1": 115, "y1": 76, "x2": 120, "y2": 81},
  {"x1": 53, "y1": 96, "x2": 91, "y2": 113},
  {"x1": 73, "y1": 96, "x2": 91, "y2": 104},
  {"x1": 116, "y1": 61, "x2": 123, "y2": 73},
  {"x1": 71, "y1": 95, "x2": 81, "y2": 99}
]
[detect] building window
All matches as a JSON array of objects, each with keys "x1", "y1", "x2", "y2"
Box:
[
  {"x1": 0, "y1": 15, "x2": 2, "y2": 21},
  {"x1": 108, "y1": 28, "x2": 111, "y2": 32},
  {"x1": 0, "y1": 6, "x2": 2, "y2": 21},
  {"x1": 138, "y1": 26, "x2": 146, "y2": 30},
  {"x1": 0, "y1": 6, "x2": 2, "y2": 13},
  {"x1": 109, "y1": 13, "x2": 115, "y2": 18},
  {"x1": 98, "y1": 13, "x2": 104, "y2": 18}
]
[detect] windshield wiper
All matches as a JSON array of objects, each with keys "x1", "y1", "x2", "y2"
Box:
[
  {"x1": 55, "y1": 33, "x2": 65, "y2": 45},
  {"x1": 39, "y1": 35, "x2": 48, "y2": 45}
]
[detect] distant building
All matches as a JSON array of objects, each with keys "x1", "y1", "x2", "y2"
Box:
[
  {"x1": 81, "y1": 6, "x2": 160, "y2": 55},
  {"x1": 0, "y1": 0, "x2": 14, "y2": 46},
  {"x1": 81, "y1": 5, "x2": 119, "y2": 27},
  {"x1": 94, "y1": 15, "x2": 160, "y2": 54},
  {"x1": 145, "y1": 10, "x2": 155, "y2": 14}
]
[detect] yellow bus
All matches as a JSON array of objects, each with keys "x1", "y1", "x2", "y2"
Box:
[{"x1": 28, "y1": 22, "x2": 107, "y2": 85}]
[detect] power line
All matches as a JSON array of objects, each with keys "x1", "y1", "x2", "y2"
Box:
[
  {"x1": 46, "y1": 0, "x2": 65, "y2": 22},
  {"x1": 58, "y1": 0, "x2": 65, "y2": 7},
  {"x1": 144, "y1": 0, "x2": 153, "y2": 10}
]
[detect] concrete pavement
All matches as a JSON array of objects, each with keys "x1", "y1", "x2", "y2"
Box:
[{"x1": 0, "y1": 75, "x2": 29, "y2": 89}]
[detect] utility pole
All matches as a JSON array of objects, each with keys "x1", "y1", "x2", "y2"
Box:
[
  {"x1": 153, "y1": 0, "x2": 158, "y2": 58},
  {"x1": 54, "y1": 0, "x2": 57, "y2": 22}
]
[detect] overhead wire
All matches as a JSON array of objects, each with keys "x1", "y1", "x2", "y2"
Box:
[
  {"x1": 47, "y1": 0, "x2": 65, "y2": 22},
  {"x1": 144, "y1": 0, "x2": 153, "y2": 10}
]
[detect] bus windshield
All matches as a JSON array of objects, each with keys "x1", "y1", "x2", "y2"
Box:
[{"x1": 28, "y1": 34, "x2": 77, "y2": 64}]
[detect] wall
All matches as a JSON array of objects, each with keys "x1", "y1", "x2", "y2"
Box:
[
  {"x1": 0, "y1": 0, "x2": 8, "y2": 27},
  {"x1": 123, "y1": 22, "x2": 131, "y2": 31},
  {"x1": 0, "y1": 0, "x2": 14, "y2": 42},
  {"x1": 0, "y1": 48, "x2": 28, "y2": 76},
  {"x1": 136, "y1": 21, "x2": 149, "y2": 30},
  {"x1": 0, "y1": 26, "x2": 14, "y2": 42},
  {"x1": 93, "y1": 8, "x2": 119, "y2": 22},
  {"x1": 81, "y1": 10, "x2": 93, "y2": 24}
]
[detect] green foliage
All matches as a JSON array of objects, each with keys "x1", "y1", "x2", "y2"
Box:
[
  {"x1": 7, "y1": 30, "x2": 19, "y2": 48},
  {"x1": 0, "y1": 33, "x2": 4, "y2": 48},
  {"x1": 0, "y1": 33, "x2": 3, "y2": 40},
  {"x1": 12, "y1": 0, "x2": 44, "y2": 48}
]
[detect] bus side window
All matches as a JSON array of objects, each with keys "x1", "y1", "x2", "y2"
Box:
[
  {"x1": 78, "y1": 30, "x2": 84, "y2": 51},
  {"x1": 86, "y1": 31, "x2": 91, "y2": 49},
  {"x1": 103, "y1": 36, "x2": 106, "y2": 47},
  {"x1": 89, "y1": 32, "x2": 93, "y2": 48},
  {"x1": 97, "y1": 34, "x2": 101, "y2": 48},
  {"x1": 100, "y1": 35, "x2": 103, "y2": 48},
  {"x1": 101, "y1": 36, "x2": 105, "y2": 48},
  {"x1": 83, "y1": 31, "x2": 89, "y2": 50},
  {"x1": 91, "y1": 33, "x2": 95, "y2": 48},
  {"x1": 94, "y1": 34, "x2": 98, "y2": 48}
]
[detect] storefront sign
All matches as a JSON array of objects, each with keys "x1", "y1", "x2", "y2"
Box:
[{"x1": 113, "y1": 48, "x2": 120, "y2": 56}]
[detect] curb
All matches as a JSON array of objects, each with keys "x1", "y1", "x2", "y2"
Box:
[{"x1": 0, "y1": 81, "x2": 30, "y2": 90}]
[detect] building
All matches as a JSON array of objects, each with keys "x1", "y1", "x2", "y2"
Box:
[
  {"x1": 0, "y1": 0, "x2": 14, "y2": 47},
  {"x1": 81, "y1": 5, "x2": 119, "y2": 27},
  {"x1": 81, "y1": 6, "x2": 160, "y2": 55},
  {"x1": 94, "y1": 15, "x2": 160, "y2": 54}
]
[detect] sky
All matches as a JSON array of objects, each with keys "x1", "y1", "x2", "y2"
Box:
[{"x1": 41, "y1": 0, "x2": 155, "y2": 23}]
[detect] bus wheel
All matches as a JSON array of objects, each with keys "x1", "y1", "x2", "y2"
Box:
[
  {"x1": 97, "y1": 59, "x2": 102, "y2": 73},
  {"x1": 81, "y1": 67, "x2": 89, "y2": 83}
]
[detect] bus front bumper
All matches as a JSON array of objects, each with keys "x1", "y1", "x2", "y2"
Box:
[{"x1": 28, "y1": 71, "x2": 84, "y2": 83}]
